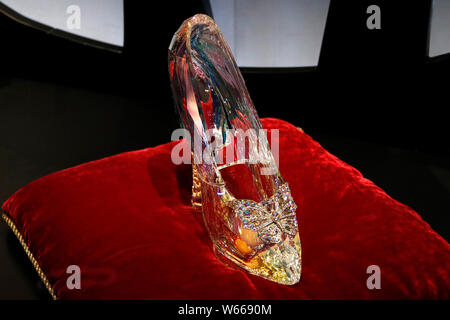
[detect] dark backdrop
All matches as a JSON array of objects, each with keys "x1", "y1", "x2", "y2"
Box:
[{"x1": 1, "y1": 0, "x2": 449, "y2": 153}]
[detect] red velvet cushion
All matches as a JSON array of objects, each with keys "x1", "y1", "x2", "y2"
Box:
[{"x1": 2, "y1": 118, "x2": 449, "y2": 299}]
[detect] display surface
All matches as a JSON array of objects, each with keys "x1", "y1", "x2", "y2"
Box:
[
  {"x1": 2, "y1": 118, "x2": 449, "y2": 299},
  {"x1": 169, "y1": 14, "x2": 301, "y2": 284}
]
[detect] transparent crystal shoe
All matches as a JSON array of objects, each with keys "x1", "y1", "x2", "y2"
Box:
[{"x1": 168, "y1": 14, "x2": 301, "y2": 285}]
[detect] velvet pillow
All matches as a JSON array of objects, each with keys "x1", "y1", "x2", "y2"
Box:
[{"x1": 2, "y1": 118, "x2": 449, "y2": 299}]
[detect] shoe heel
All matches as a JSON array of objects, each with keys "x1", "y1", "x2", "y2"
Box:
[{"x1": 192, "y1": 164, "x2": 202, "y2": 210}]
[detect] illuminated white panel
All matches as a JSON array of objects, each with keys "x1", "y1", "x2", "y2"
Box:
[
  {"x1": 209, "y1": 0, "x2": 330, "y2": 68},
  {"x1": 0, "y1": 0, "x2": 124, "y2": 47},
  {"x1": 429, "y1": 0, "x2": 450, "y2": 58}
]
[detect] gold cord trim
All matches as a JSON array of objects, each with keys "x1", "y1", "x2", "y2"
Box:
[{"x1": 1, "y1": 212, "x2": 57, "y2": 300}]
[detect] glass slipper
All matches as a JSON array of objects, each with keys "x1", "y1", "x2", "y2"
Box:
[{"x1": 168, "y1": 14, "x2": 301, "y2": 285}]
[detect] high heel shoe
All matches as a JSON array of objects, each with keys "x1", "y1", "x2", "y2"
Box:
[{"x1": 168, "y1": 14, "x2": 301, "y2": 285}]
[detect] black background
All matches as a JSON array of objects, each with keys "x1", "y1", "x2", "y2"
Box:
[
  {"x1": 0, "y1": 0, "x2": 449, "y2": 299},
  {"x1": 2, "y1": 0, "x2": 449, "y2": 152}
]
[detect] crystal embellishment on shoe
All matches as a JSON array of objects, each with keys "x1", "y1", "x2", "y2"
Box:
[
  {"x1": 232, "y1": 183, "x2": 298, "y2": 244},
  {"x1": 168, "y1": 14, "x2": 301, "y2": 285}
]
